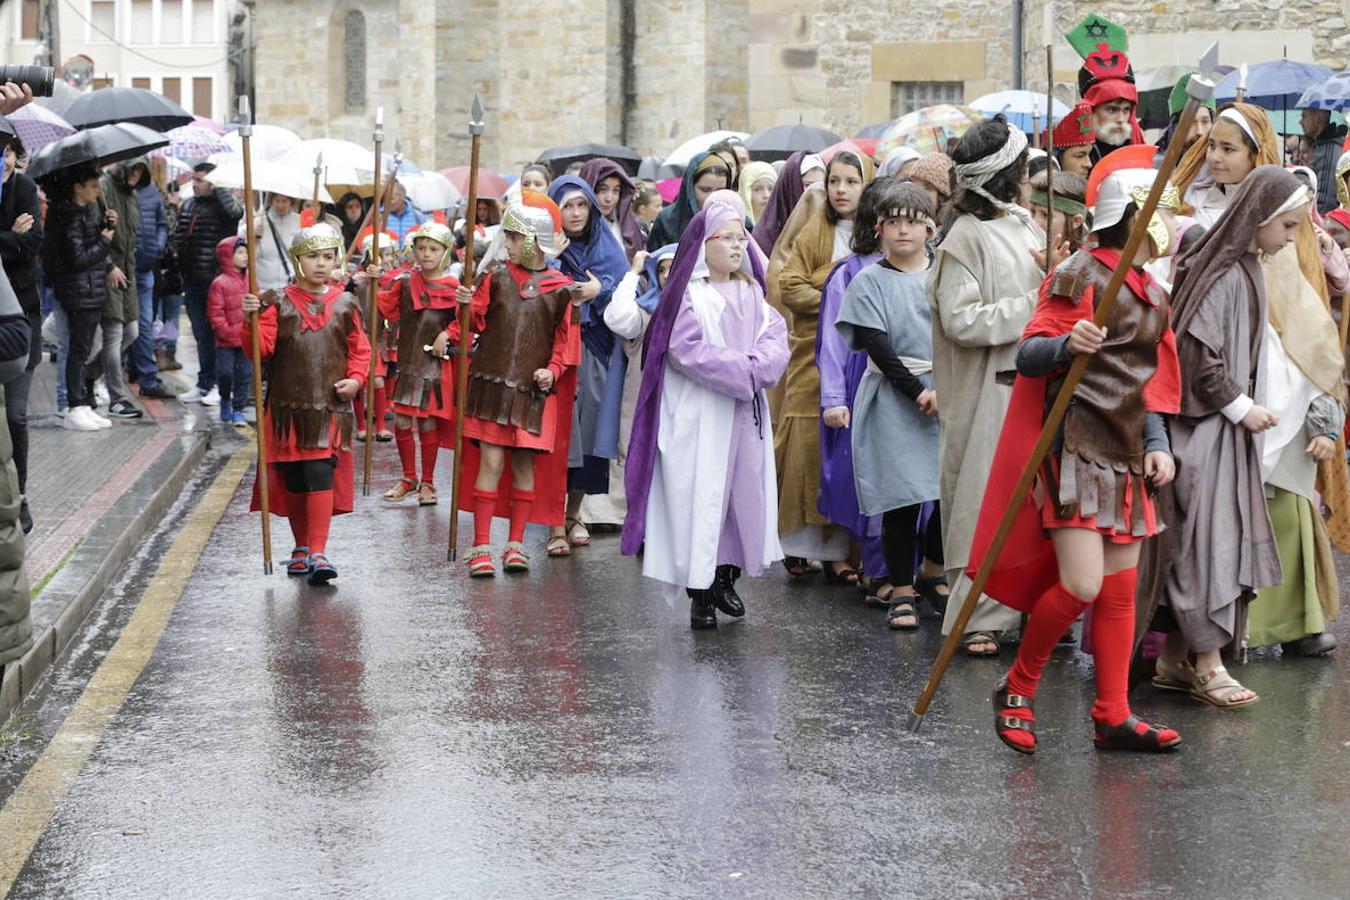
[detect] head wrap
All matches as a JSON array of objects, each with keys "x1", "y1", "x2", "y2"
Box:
[
  {"x1": 1173, "y1": 102, "x2": 1274, "y2": 202},
  {"x1": 800, "y1": 154, "x2": 826, "y2": 177},
  {"x1": 1218, "y1": 106, "x2": 1259, "y2": 147},
  {"x1": 1260, "y1": 182, "x2": 1315, "y2": 226},
  {"x1": 579, "y1": 157, "x2": 645, "y2": 261},
  {"x1": 954, "y1": 126, "x2": 1033, "y2": 225},
  {"x1": 1044, "y1": 101, "x2": 1096, "y2": 150},
  {"x1": 622, "y1": 202, "x2": 767, "y2": 557},
  {"x1": 547, "y1": 175, "x2": 630, "y2": 360},
  {"x1": 878, "y1": 147, "x2": 922, "y2": 178},
  {"x1": 905, "y1": 153, "x2": 953, "y2": 201},
  {"x1": 648, "y1": 151, "x2": 733, "y2": 247},
  {"x1": 752, "y1": 150, "x2": 808, "y2": 254},
  {"x1": 635, "y1": 243, "x2": 679, "y2": 313},
  {"x1": 737, "y1": 161, "x2": 777, "y2": 225},
  {"x1": 706, "y1": 188, "x2": 747, "y2": 218},
  {"x1": 1286, "y1": 165, "x2": 1319, "y2": 201}
]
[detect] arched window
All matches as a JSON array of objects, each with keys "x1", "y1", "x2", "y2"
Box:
[{"x1": 342, "y1": 10, "x2": 366, "y2": 112}]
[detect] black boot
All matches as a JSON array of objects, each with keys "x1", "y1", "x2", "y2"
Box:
[
  {"x1": 688, "y1": 588, "x2": 717, "y2": 629},
  {"x1": 713, "y1": 565, "x2": 745, "y2": 617}
]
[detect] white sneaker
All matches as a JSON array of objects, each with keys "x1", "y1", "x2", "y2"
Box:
[
  {"x1": 94, "y1": 381, "x2": 110, "y2": 406},
  {"x1": 89, "y1": 408, "x2": 113, "y2": 428},
  {"x1": 201, "y1": 387, "x2": 221, "y2": 407},
  {"x1": 181, "y1": 387, "x2": 204, "y2": 403},
  {"x1": 63, "y1": 406, "x2": 101, "y2": 431}
]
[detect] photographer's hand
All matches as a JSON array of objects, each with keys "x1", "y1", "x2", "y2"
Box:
[{"x1": 0, "y1": 82, "x2": 34, "y2": 116}]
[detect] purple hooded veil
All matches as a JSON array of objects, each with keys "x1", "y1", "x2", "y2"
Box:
[
  {"x1": 621, "y1": 203, "x2": 768, "y2": 556},
  {"x1": 751, "y1": 150, "x2": 807, "y2": 255}
]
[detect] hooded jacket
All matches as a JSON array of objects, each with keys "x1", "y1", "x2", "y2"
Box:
[
  {"x1": 42, "y1": 199, "x2": 111, "y2": 314},
  {"x1": 175, "y1": 181, "x2": 243, "y2": 285},
  {"x1": 129, "y1": 160, "x2": 166, "y2": 273},
  {"x1": 207, "y1": 236, "x2": 248, "y2": 348},
  {"x1": 99, "y1": 158, "x2": 142, "y2": 322}
]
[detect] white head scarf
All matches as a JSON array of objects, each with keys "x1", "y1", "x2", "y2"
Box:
[{"x1": 953, "y1": 127, "x2": 1034, "y2": 226}]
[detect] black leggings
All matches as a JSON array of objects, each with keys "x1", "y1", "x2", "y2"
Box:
[
  {"x1": 882, "y1": 504, "x2": 944, "y2": 587},
  {"x1": 3, "y1": 308, "x2": 42, "y2": 492},
  {"x1": 278, "y1": 457, "x2": 337, "y2": 494},
  {"x1": 64, "y1": 306, "x2": 101, "y2": 409}
]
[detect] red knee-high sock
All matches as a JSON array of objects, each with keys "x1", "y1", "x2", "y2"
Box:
[
  {"x1": 1091, "y1": 569, "x2": 1139, "y2": 727},
  {"x1": 305, "y1": 490, "x2": 334, "y2": 556},
  {"x1": 509, "y1": 489, "x2": 536, "y2": 542},
  {"x1": 1007, "y1": 582, "x2": 1094, "y2": 699},
  {"x1": 374, "y1": 383, "x2": 389, "y2": 426},
  {"x1": 418, "y1": 427, "x2": 440, "y2": 485},
  {"x1": 353, "y1": 393, "x2": 365, "y2": 429},
  {"x1": 288, "y1": 499, "x2": 308, "y2": 548},
  {"x1": 394, "y1": 427, "x2": 416, "y2": 483},
  {"x1": 473, "y1": 489, "x2": 498, "y2": 545}
]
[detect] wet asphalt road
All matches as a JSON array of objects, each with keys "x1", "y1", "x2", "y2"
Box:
[{"x1": 4, "y1": 443, "x2": 1350, "y2": 898}]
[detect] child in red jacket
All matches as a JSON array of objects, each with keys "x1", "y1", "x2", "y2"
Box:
[{"x1": 206, "y1": 235, "x2": 252, "y2": 427}]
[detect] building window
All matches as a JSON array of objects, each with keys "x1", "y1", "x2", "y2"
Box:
[
  {"x1": 92, "y1": 77, "x2": 114, "y2": 90},
  {"x1": 162, "y1": 77, "x2": 181, "y2": 104},
  {"x1": 132, "y1": 77, "x2": 151, "y2": 90},
  {"x1": 21, "y1": 0, "x2": 41, "y2": 41},
  {"x1": 161, "y1": 0, "x2": 184, "y2": 43},
  {"x1": 193, "y1": 77, "x2": 212, "y2": 119},
  {"x1": 190, "y1": 0, "x2": 213, "y2": 43},
  {"x1": 890, "y1": 81, "x2": 964, "y2": 118},
  {"x1": 342, "y1": 11, "x2": 366, "y2": 112},
  {"x1": 89, "y1": 0, "x2": 116, "y2": 43},
  {"x1": 130, "y1": 0, "x2": 153, "y2": 45}
]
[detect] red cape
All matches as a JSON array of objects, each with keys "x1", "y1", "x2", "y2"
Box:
[
  {"x1": 966, "y1": 249, "x2": 1180, "y2": 613},
  {"x1": 251, "y1": 448, "x2": 356, "y2": 519}
]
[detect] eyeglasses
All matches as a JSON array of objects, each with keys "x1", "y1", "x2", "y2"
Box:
[{"x1": 707, "y1": 233, "x2": 750, "y2": 246}]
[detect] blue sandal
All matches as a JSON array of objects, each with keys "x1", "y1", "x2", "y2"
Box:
[
  {"x1": 287, "y1": 546, "x2": 311, "y2": 577},
  {"x1": 307, "y1": 554, "x2": 337, "y2": 585}
]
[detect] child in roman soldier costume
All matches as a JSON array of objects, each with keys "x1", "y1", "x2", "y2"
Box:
[
  {"x1": 352, "y1": 230, "x2": 399, "y2": 443},
  {"x1": 968, "y1": 148, "x2": 1185, "y2": 754},
  {"x1": 372, "y1": 221, "x2": 460, "y2": 505},
  {"x1": 453, "y1": 192, "x2": 584, "y2": 576},
  {"x1": 244, "y1": 223, "x2": 372, "y2": 585}
]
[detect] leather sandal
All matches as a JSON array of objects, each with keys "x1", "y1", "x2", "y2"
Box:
[
  {"x1": 824, "y1": 563, "x2": 860, "y2": 586},
  {"x1": 383, "y1": 479, "x2": 416, "y2": 502},
  {"x1": 887, "y1": 597, "x2": 919, "y2": 631},
  {"x1": 1152, "y1": 657, "x2": 1196, "y2": 693},
  {"x1": 546, "y1": 534, "x2": 571, "y2": 557},
  {"x1": 993, "y1": 675, "x2": 1036, "y2": 754},
  {"x1": 864, "y1": 582, "x2": 896, "y2": 608},
  {"x1": 467, "y1": 545, "x2": 496, "y2": 578},
  {"x1": 565, "y1": 516, "x2": 591, "y2": 547},
  {"x1": 1092, "y1": 715, "x2": 1182, "y2": 752},
  {"x1": 417, "y1": 482, "x2": 438, "y2": 506},
  {"x1": 307, "y1": 554, "x2": 337, "y2": 585},
  {"x1": 1191, "y1": 666, "x2": 1259, "y2": 709},
  {"x1": 915, "y1": 573, "x2": 950, "y2": 616},
  {"x1": 963, "y1": 631, "x2": 1001, "y2": 657}
]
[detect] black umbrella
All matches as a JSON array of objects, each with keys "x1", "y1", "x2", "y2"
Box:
[
  {"x1": 636, "y1": 155, "x2": 665, "y2": 180},
  {"x1": 63, "y1": 87, "x2": 193, "y2": 132},
  {"x1": 745, "y1": 124, "x2": 843, "y2": 162},
  {"x1": 854, "y1": 122, "x2": 891, "y2": 139},
  {"x1": 536, "y1": 142, "x2": 642, "y2": 176},
  {"x1": 27, "y1": 122, "x2": 169, "y2": 181}
]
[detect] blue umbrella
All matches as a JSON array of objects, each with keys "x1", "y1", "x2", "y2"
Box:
[
  {"x1": 1297, "y1": 71, "x2": 1350, "y2": 112},
  {"x1": 969, "y1": 90, "x2": 1070, "y2": 134},
  {"x1": 1214, "y1": 60, "x2": 1334, "y2": 110}
]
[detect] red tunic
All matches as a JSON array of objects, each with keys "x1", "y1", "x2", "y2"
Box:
[
  {"x1": 966, "y1": 249, "x2": 1181, "y2": 613},
  {"x1": 451, "y1": 262, "x2": 582, "y2": 528},
  {"x1": 377, "y1": 268, "x2": 460, "y2": 424},
  {"x1": 249, "y1": 284, "x2": 371, "y2": 519}
]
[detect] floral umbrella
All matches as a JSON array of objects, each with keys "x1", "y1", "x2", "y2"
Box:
[
  {"x1": 149, "y1": 125, "x2": 231, "y2": 161},
  {"x1": 877, "y1": 104, "x2": 985, "y2": 155}
]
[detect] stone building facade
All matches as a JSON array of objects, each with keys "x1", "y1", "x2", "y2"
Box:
[{"x1": 251, "y1": 0, "x2": 1348, "y2": 172}]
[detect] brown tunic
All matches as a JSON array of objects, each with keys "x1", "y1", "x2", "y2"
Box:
[
  {"x1": 390, "y1": 278, "x2": 455, "y2": 411},
  {"x1": 265, "y1": 290, "x2": 362, "y2": 453},
  {"x1": 463, "y1": 266, "x2": 576, "y2": 435}
]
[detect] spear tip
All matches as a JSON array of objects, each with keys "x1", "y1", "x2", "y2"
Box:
[{"x1": 470, "y1": 94, "x2": 485, "y2": 136}]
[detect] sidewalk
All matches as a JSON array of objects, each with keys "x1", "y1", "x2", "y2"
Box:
[{"x1": 1, "y1": 334, "x2": 224, "y2": 719}]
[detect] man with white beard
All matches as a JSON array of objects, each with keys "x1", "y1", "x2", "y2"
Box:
[{"x1": 1065, "y1": 14, "x2": 1145, "y2": 163}]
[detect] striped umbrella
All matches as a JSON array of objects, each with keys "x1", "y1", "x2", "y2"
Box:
[
  {"x1": 3, "y1": 103, "x2": 76, "y2": 154},
  {"x1": 149, "y1": 125, "x2": 231, "y2": 161},
  {"x1": 877, "y1": 104, "x2": 985, "y2": 155}
]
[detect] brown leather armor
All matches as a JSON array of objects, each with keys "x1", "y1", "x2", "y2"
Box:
[
  {"x1": 463, "y1": 266, "x2": 579, "y2": 435},
  {"x1": 1046, "y1": 250, "x2": 1168, "y2": 472},
  {"x1": 264, "y1": 290, "x2": 360, "y2": 452},
  {"x1": 390, "y1": 277, "x2": 455, "y2": 411}
]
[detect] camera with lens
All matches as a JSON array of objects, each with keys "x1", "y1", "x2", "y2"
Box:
[{"x1": 0, "y1": 66, "x2": 56, "y2": 98}]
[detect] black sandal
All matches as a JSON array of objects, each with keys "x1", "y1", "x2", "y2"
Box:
[
  {"x1": 782, "y1": 556, "x2": 813, "y2": 579},
  {"x1": 1092, "y1": 715, "x2": 1182, "y2": 753},
  {"x1": 824, "y1": 563, "x2": 861, "y2": 586},
  {"x1": 993, "y1": 676, "x2": 1037, "y2": 755},
  {"x1": 865, "y1": 582, "x2": 896, "y2": 608},
  {"x1": 915, "y1": 573, "x2": 949, "y2": 617},
  {"x1": 886, "y1": 598, "x2": 919, "y2": 630}
]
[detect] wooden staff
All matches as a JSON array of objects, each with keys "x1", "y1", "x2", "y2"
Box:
[
  {"x1": 361, "y1": 108, "x2": 384, "y2": 495},
  {"x1": 447, "y1": 94, "x2": 485, "y2": 562},
  {"x1": 239, "y1": 96, "x2": 273, "y2": 575},
  {"x1": 1044, "y1": 4, "x2": 1055, "y2": 264},
  {"x1": 907, "y1": 55, "x2": 1218, "y2": 734}
]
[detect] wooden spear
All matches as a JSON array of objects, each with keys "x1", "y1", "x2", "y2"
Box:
[
  {"x1": 1044, "y1": 4, "x2": 1056, "y2": 265},
  {"x1": 239, "y1": 96, "x2": 273, "y2": 575},
  {"x1": 361, "y1": 108, "x2": 384, "y2": 495},
  {"x1": 907, "y1": 44, "x2": 1219, "y2": 734},
  {"x1": 447, "y1": 95, "x2": 485, "y2": 562}
]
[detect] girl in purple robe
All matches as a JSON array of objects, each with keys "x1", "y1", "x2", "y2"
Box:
[{"x1": 622, "y1": 202, "x2": 790, "y2": 629}]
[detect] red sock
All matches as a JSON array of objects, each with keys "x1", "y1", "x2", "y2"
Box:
[
  {"x1": 394, "y1": 427, "x2": 416, "y2": 484},
  {"x1": 304, "y1": 490, "x2": 333, "y2": 556},
  {"x1": 374, "y1": 383, "x2": 389, "y2": 426},
  {"x1": 509, "y1": 488, "x2": 536, "y2": 542},
  {"x1": 1007, "y1": 582, "x2": 1094, "y2": 699},
  {"x1": 353, "y1": 393, "x2": 365, "y2": 428},
  {"x1": 473, "y1": 489, "x2": 498, "y2": 545},
  {"x1": 418, "y1": 427, "x2": 440, "y2": 485},
  {"x1": 1091, "y1": 568, "x2": 1139, "y2": 727},
  {"x1": 288, "y1": 500, "x2": 308, "y2": 549}
]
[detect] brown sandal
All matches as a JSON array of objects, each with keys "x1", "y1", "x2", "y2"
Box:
[
  {"x1": 417, "y1": 481, "x2": 438, "y2": 506},
  {"x1": 565, "y1": 517, "x2": 590, "y2": 547},
  {"x1": 546, "y1": 534, "x2": 571, "y2": 557},
  {"x1": 383, "y1": 479, "x2": 416, "y2": 502},
  {"x1": 963, "y1": 631, "x2": 1001, "y2": 657}
]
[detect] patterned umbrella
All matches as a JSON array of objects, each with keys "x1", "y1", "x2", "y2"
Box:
[
  {"x1": 1297, "y1": 71, "x2": 1350, "y2": 113},
  {"x1": 149, "y1": 125, "x2": 231, "y2": 161},
  {"x1": 877, "y1": 105, "x2": 985, "y2": 156},
  {"x1": 192, "y1": 115, "x2": 228, "y2": 136},
  {"x1": 3, "y1": 103, "x2": 75, "y2": 154}
]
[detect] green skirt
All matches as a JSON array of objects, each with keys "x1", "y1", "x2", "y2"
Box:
[{"x1": 1247, "y1": 487, "x2": 1326, "y2": 647}]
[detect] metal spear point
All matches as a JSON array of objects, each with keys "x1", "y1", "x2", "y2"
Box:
[{"x1": 906, "y1": 43, "x2": 1218, "y2": 735}]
